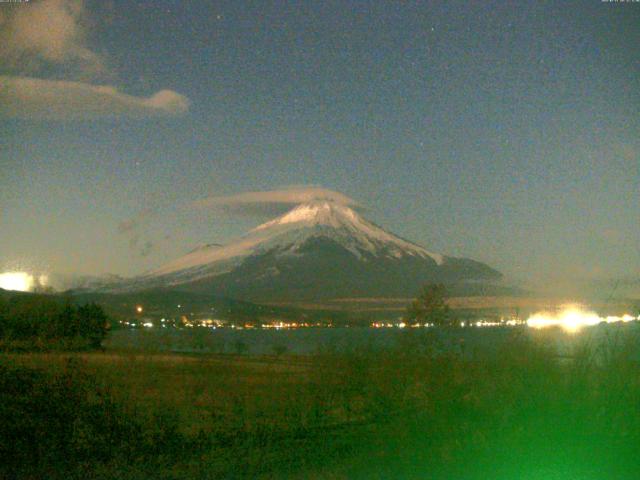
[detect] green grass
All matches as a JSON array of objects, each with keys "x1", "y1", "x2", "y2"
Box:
[{"x1": 3, "y1": 328, "x2": 640, "y2": 479}]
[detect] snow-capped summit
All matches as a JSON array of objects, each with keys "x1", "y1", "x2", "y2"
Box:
[
  {"x1": 252, "y1": 201, "x2": 364, "y2": 231},
  {"x1": 118, "y1": 200, "x2": 502, "y2": 301},
  {"x1": 149, "y1": 201, "x2": 442, "y2": 279},
  {"x1": 250, "y1": 201, "x2": 444, "y2": 263}
]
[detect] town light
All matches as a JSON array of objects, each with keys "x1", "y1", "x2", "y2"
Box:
[{"x1": 527, "y1": 304, "x2": 638, "y2": 333}]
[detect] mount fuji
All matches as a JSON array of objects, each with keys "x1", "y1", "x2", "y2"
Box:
[{"x1": 112, "y1": 201, "x2": 502, "y2": 301}]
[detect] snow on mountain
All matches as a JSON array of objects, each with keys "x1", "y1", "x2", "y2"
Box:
[
  {"x1": 148, "y1": 201, "x2": 444, "y2": 282},
  {"x1": 103, "y1": 200, "x2": 502, "y2": 300}
]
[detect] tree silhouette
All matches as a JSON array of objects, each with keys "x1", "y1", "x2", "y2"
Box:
[
  {"x1": 406, "y1": 284, "x2": 453, "y2": 326},
  {"x1": 77, "y1": 303, "x2": 109, "y2": 349},
  {"x1": 0, "y1": 294, "x2": 108, "y2": 349}
]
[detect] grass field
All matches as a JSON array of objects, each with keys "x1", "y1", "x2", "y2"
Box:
[{"x1": 3, "y1": 327, "x2": 640, "y2": 479}]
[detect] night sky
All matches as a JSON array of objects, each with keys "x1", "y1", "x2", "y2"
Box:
[{"x1": 1, "y1": 0, "x2": 638, "y2": 286}]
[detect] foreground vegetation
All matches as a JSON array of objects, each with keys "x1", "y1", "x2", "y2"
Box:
[
  {"x1": 3, "y1": 327, "x2": 640, "y2": 479},
  {"x1": 0, "y1": 292, "x2": 108, "y2": 351}
]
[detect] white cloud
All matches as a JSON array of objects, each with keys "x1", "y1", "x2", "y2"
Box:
[
  {"x1": 0, "y1": 76, "x2": 190, "y2": 119},
  {"x1": 192, "y1": 187, "x2": 360, "y2": 215},
  {"x1": 0, "y1": 0, "x2": 104, "y2": 76},
  {"x1": 0, "y1": 1, "x2": 190, "y2": 120}
]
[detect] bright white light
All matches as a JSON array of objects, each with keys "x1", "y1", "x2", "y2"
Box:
[
  {"x1": 527, "y1": 304, "x2": 638, "y2": 333},
  {"x1": 0, "y1": 272, "x2": 34, "y2": 292}
]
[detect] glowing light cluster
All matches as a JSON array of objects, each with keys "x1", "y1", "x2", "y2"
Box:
[
  {"x1": 527, "y1": 305, "x2": 638, "y2": 333},
  {"x1": 0, "y1": 271, "x2": 49, "y2": 292},
  {"x1": 0, "y1": 272, "x2": 34, "y2": 292},
  {"x1": 473, "y1": 319, "x2": 519, "y2": 327},
  {"x1": 261, "y1": 321, "x2": 323, "y2": 329}
]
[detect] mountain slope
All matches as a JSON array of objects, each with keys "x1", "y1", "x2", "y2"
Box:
[{"x1": 114, "y1": 201, "x2": 502, "y2": 301}]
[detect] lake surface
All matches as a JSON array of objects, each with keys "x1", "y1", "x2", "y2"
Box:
[{"x1": 105, "y1": 322, "x2": 640, "y2": 357}]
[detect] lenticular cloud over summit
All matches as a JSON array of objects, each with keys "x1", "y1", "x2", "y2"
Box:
[{"x1": 191, "y1": 187, "x2": 360, "y2": 214}]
